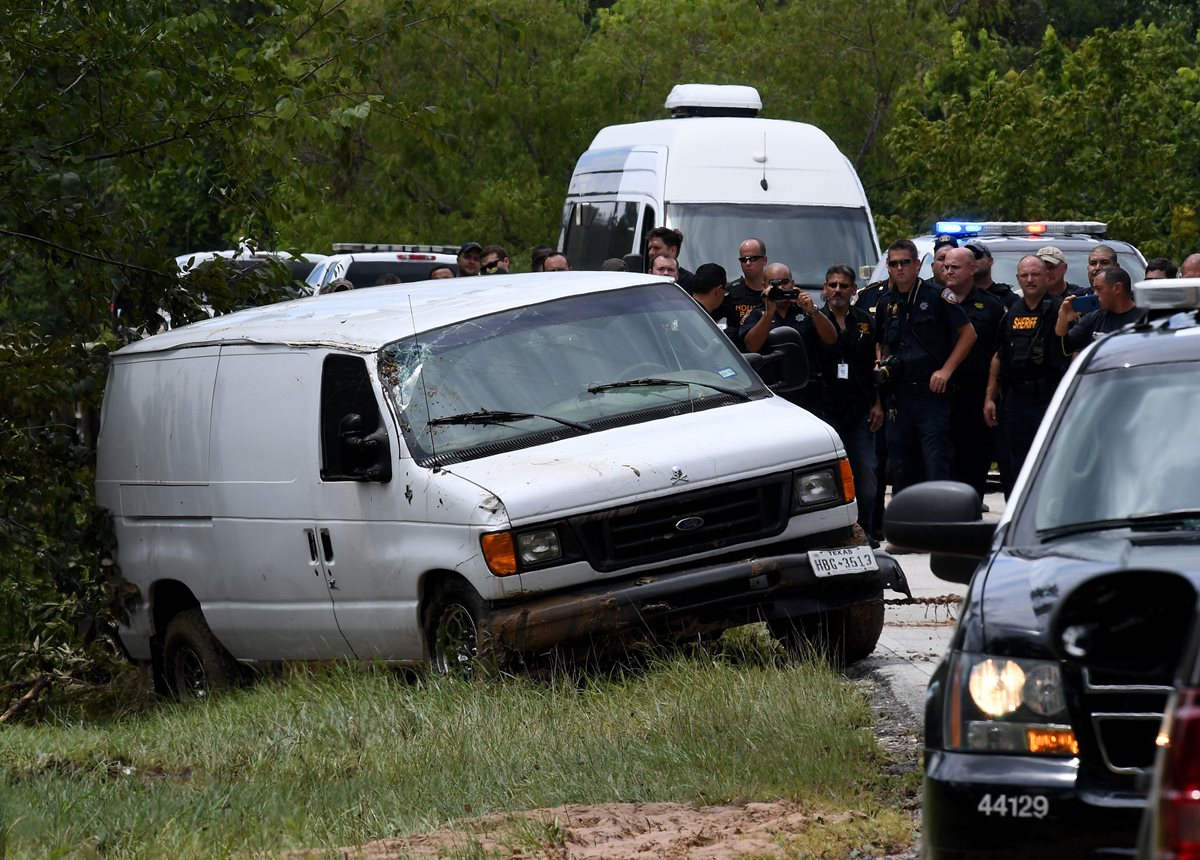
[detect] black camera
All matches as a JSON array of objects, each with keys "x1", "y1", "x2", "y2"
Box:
[
  {"x1": 766, "y1": 287, "x2": 801, "y2": 301},
  {"x1": 873, "y1": 355, "x2": 903, "y2": 387}
]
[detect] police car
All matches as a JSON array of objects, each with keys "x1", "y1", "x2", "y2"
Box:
[
  {"x1": 867, "y1": 221, "x2": 1147, "y2": 288},
  {"x1": 305, "y1": 243, "x2": 460, "y2": 291},
  {"x1": 884, "y1": 278, "x2": 1200, "y2": 858}
]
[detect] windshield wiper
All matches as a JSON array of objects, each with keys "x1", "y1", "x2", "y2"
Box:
[
  {"x1": 426, "y1": 408, "x2": 591, "y2": 432},
  {"x1": 586, "y1": 377, "x2": 750, "y2": 400},
  {"x1": 1039, "y1": 510, "x2": 1200, "y2": 540}
]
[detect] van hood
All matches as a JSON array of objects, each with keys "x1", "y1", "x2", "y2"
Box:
[
  {"x1": 438, "y1": 398, "x2": 840, "y2": 524},
  {"x1": 980, "y1": 532, "x2": 1200, "y2": 655}
]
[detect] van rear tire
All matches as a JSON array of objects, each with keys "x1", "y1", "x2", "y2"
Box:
[
  {"x1": 163, "y1": 609, "x2": 240, "y2": 701},
  {"x1": 424, "y1": 582, "x2": 497, "y2": 679}
]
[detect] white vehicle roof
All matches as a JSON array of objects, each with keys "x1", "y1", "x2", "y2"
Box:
[
  {"x1": 583, "y1": 117, "x2": 863, "y2": 207},
  {"x1": 175, "y1": 249, "x2": 328, "y2": 273},
  {"x1": 115, "y1": 272, "x2": 672, "y2": 357}
]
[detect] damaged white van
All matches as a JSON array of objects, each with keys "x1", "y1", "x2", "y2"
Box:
[{"x1": 96, "y1": 273, "x2": 908, "y2": 696}]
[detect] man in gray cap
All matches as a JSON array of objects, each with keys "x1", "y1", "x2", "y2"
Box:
[
  {"x1": 456, "y1": 241, "x2": 483, "y2": 277},
  {"x1": 1036, "y1": 246, "x2": 1084, "y2": 298},
  {"x1": 965, "y1": 238, "x2": 1018, "y2": 309}
]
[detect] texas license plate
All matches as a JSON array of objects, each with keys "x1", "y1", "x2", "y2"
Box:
[{"x1": 808, "y1": 545, "x2": 879, "y2": 577}]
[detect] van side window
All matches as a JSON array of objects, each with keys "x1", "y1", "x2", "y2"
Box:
[
  {"x1": 320, "y1": 355, "x2": 391, "y2": 482},
  {"x1": 563, "y1": 201, "x2": 639, "y2": 270}
]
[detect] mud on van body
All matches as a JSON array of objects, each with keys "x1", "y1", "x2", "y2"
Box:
[{"x1": 96, "y1": 272, "x2": 908, "y2": 695}]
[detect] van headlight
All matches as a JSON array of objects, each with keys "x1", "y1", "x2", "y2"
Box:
[
  {"x1": 793, "y1": 467, "x2": 839, "y2": 507},
  {"x1": 946, "y1": 652, "x2": 1077, "y2": 756},
  {"x1": 517, "y1": 529, "x2": 562, "y2": 565}
]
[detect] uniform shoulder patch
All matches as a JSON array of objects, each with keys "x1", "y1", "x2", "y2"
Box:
[{"x1": 940, "y1": 287, "x2": 958, "y2": 304}]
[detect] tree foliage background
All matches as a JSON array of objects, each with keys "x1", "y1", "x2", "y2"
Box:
[{"x1": 3, "y1": 0, "x2": 1199, "y2": 691}]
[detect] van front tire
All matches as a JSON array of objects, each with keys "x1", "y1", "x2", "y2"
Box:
[
  {"x1": 163, "y1": 609, "x2": 240, "y2": 701},
  {"x1": 770, "y1": 595, "x2": 885, "y2": 666},
  {"x1": 424, "y1": 582, "x2": 497, "y2": 679}
]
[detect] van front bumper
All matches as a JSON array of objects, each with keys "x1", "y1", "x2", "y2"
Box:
[{"x1": 483, "y1": 547, "x2": 909, "y2": 655}]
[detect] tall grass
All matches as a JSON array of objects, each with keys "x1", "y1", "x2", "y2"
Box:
[{"x1": 0, "y1": 646, "x2": 902, "y2": 857}]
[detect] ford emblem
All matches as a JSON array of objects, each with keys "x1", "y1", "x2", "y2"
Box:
[{"x1": 675, "y1": 516, "x2": 705, "y2": 532}]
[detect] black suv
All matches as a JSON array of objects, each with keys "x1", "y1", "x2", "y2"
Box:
[{"x1": 885, "y1": 277, "x2": 1200, "y2": 858}]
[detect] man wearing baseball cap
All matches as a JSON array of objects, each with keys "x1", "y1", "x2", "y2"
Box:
[
  {"x1": 1036, "y1": 246, "x2": 1085, "y2": 297},
  {"x1": 964, "y1": 238, "x2": 1018, "y2": 310},
  {"x1": 456, "y1": 241, "x2": 483, "y2": 277},
  {"x1": 931, "y1": 235, "x2": 957, "y2": 287}
]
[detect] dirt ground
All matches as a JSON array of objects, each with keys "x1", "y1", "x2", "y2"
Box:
[{"x1": 293, "y1": 674, "x2": 922, "y2": 860}]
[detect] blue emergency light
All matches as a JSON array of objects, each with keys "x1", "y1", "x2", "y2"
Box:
[{"x1": 934, "y1": 221, "x2": 985, "y2": 236}]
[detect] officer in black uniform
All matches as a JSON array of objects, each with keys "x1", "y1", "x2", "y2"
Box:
[
  {"x1": 854, "y1": 257, "x2": 904, "y2": 540},
  {"x1": 984, "y1": 255, "x2": 1071, "y2": 497},
  {"x1": 875, "y1": 239, "x2": 976, "y2": 494},
  {"x1": 742, "y1": 262, "x2": 836, "y2": 417},
  {"x1": 818, "y1": 264, "x2": 882, "y2": 540},
  {"x1": 941, "y1": 247, "x2": 1006, "y2": 498},
  {"x1": 727, "y1": 237, "x2": 769, "y2": 338}
]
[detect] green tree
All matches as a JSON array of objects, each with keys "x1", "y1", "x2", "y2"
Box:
[
  {"x1": 884, "y1": 22, "x2": 1200, "y2": 257},
  {"x1": 0, "y1": 0, "x2": 428, "y2": 693}
]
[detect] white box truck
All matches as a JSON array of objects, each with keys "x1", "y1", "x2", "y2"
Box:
[
  {"x1": 96, "y1": 272, "x2": 908, "y2": 697},
  {"x1": 560, "y1": 84, "x2": 880, "y2": 288}
]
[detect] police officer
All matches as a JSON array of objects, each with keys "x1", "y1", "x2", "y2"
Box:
[
  {"x1": 875, "y1": 239, "x2": 976, "y2": 494},
  {"x1": 941, "y1": 247, "x2": 1006, "y2": 498},
  {"x1": 965, "y1": 238, "x2": 1018, "y2": 310},
  {"x1": 742, "y1": 262, "x2": 836, "y2": 417},
  {"x1": 818, "y1": 264, "x2": 882, "y2": 540},
  {"x1": 984, "y1": 255, "x2": 1070, "y2": 497}
]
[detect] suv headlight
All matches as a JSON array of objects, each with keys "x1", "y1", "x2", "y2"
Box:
[{"x1": 946, "y1": 652, "x2": 1078, "y2": 756}]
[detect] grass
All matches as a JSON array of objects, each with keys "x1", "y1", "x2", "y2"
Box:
[{"x1": 0, "y1": 632, "x2": 912, "y2": 857}]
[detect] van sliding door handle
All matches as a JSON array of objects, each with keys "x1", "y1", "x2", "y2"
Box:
[
  {"x1": 304, "y1": 529, "x2": 319, "y2": 563},
  {"x1": 319, "y1": 529, "x2": 334, "y2": 563}
]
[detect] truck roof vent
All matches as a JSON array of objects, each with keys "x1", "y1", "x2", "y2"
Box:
[{"x1": 665, "y1": 84, "x2": 762, "y2": 118}]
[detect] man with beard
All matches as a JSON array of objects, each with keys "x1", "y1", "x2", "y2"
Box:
[{"x1": 818, "y1": 264, "x2": 881, "y2": 541}]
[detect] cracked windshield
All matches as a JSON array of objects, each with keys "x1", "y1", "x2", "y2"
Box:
[{"x1": 379, "y1": 282, "x2": 763, "y2": 462}]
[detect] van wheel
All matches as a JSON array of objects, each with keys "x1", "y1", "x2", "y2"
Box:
[
  {"x1": 770, "y1": 594, "x2": 885, "y2": 666},
  {"x1": 163, "y1": 609, "x2": 239, "y2": 701},
  {"x1": 424, "y1": 583, "x2": 496, "y2": 678}
]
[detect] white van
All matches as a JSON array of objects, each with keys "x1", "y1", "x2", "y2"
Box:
[
  {"x1": 96, "y1": 272, "x2": 908, "y2": 696},
  {"x1": 560, "y1": 84, "x2": 880, "y2": 288}
]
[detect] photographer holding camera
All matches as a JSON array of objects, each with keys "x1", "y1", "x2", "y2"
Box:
[
  {"x1": 740, "y1": 263, "x2": 836, "y2": 417},
  {"x1": 874, "y1": 239, "x2": 976, "y2": 495}
]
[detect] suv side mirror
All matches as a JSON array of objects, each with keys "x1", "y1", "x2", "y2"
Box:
[
  {"x1": 338, "y1": 413, "x2": 393, "y2": 483},
  {"x1": 746, "y1": 326, "x2": 808, "y2": 393}
]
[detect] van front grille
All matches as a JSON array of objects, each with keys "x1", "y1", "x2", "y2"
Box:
[{"x1": 568, "y1": 474, "x2": 792, "y2": 572}]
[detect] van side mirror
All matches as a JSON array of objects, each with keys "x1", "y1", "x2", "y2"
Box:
[
  {"x1": 746, "y1": 326, "x2": 808, "y2": 393},
  {"x1": 1049, "y1": 569, "x2": 1195, "y2": 676},
  {"x1": 338, "y1": 413, "x2": 392, "y2": 483},
  {"x1": 624, "y1": 253, "x2": 644, "y2": 274}
]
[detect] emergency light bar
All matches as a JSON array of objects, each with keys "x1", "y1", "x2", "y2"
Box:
[
  {"x1": 933, "y1": 221, "x2": 1108, "y2": 238},
  {"x1": 1134, "y1": 278, "x2": 1200, "y2": 310},
  {"x1": 332, "y1": 243, "x2": 460, "y2": 255}
]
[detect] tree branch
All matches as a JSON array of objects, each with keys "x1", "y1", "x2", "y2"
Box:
[{"x1": 0, "y1": 228, "x2": 167, "y2": 275}]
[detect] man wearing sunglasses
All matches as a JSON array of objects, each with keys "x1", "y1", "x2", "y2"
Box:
[
  {"x1": 727, "y1": 237, "x2": 770, "y2": 331},
  {"x1": 875, "y1": 239, "x2": 976, "y2": 496},
  {"x1": 818, "y1": 265, "x2": 882, "y2": 541},
  {"x1": 740, "y1": 263, "x2": 836, "y2": 417},
  {"x1": 480, "y1": 245, "x2": 510, "y2": 275}
]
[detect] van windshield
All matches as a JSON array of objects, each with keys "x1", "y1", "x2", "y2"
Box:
[
  {"x1": 379, "y1": 283, "x2": 767, "y2": 466},
  {"x1": 671, "y1": 203, "x2": 878, "y2": 287}
]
